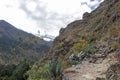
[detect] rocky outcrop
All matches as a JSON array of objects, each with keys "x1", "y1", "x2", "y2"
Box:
[{"x1": 106, "y1": 63, "x2": 120, "y2": 80}]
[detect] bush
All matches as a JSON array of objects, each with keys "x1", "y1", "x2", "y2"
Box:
[
  {"x1": 27, "y1": 63, "x2": 46, "y2": 80},
  {"x1": 27, "y1": 60, "x2": 62, "y2": 80},
  {"x1": 0, "y1": 64, "x2": 16, "y2": 80},
  {"x1": 71, "y1": 40, "x2": 88, "y2": 54},
  {"x1": 10, "y1": 59, "x2": 32, "y2": 80},
  {"x1": 45, "y1": 60, "x2": 61, "y2": 79},
  {"x1": 83, "y1": 44, "x2": 97, "y2": 55},
  {"x1": 0, "y1": 60, "x2": 32, "y2": 80}
]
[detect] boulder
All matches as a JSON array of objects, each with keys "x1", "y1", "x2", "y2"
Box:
[
  {"x1": 77, "y1": 51, "x2": 86, "y2": 61},
  {"x1": 69, "y1": 53, "x2": 80, "y2": 65},
  {"x1": 106, "y1": 63, "x2": 120, "y2": 80},
  {"x1": 83, "y1": 12, "x2": 90, "y2": 19}
]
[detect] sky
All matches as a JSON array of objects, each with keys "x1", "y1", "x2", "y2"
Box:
[{"x1": 0, "y1": 0, "x2": 104, "y2": 37}]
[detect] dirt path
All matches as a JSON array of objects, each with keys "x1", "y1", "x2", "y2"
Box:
[{"x1": 63, "y1": 55, "x2": 114, "y2": 80}]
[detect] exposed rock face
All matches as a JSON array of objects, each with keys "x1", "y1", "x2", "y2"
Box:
[
  {"x1": 106, "y1": 63, "x2": 120, "y2": 80},
  {"x1": 83, "y1": 12, "x2": 90, "y2": 19}
]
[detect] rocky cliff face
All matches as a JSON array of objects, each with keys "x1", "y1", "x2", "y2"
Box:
[{"x1": 48, "y1": 0, "x2": 120, "y2": 64}]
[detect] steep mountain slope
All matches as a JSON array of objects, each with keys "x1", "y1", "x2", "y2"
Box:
[
  {"x1": 27, "y1": 0, "x2": 120, "y2": 80},
  {"x1": 48, "y1": 0, "x2": 120, "y2": 63},
  {"x1": 0, "y1": 20, "x2": 51, "y2": 64}
]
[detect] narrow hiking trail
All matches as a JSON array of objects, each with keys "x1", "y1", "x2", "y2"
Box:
[{"x1": 63, "y1": 54, "x2": 114, "y2": 80}]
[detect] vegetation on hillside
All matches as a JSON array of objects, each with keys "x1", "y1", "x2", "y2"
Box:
[
  {"x1": 0, "y1": 20, "x2": 52, "y2": 79},
  {"x1": 0, "y1": 60, "x2": 32, "y2": 80},
  {"x1": 27, "y1": 60, "x2": 62, "y2": 80},
  {"x1": 0, "y1": 0, "x2": 120, "y2": 80}
]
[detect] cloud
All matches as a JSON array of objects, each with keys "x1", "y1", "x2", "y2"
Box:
[
  {"x1": 0, "y1": 0, "x2": 104, "y2": 37},
  {"x1": 81, "y1": 0, "x2": 104, "y2": 10},
  {"x1": 19, "y1": 0, "x2": 91, "y2": 36},
  {"x1": 0, "y1": 0, "x2": 39, "y2": 34}
]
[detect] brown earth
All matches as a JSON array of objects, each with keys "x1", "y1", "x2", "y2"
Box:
[{"x1": 63, "y1": 53, "x2": 115, "y2": 80}]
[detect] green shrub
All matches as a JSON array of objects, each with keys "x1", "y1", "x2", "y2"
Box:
[
  {"x1": 27, "y1": 63, "x2": 46, "y2": 80},
  {"x1": 71, "y1": 40, "x2": 88, "y2": 54},
  {"x1": 10, "y1": 59, "x2": 31, "y2": 80},
  {"x1": 0, "y1": 59, "x2": 32, "y2": 80},
  {"x1": 83, "y1": 44, "x2": 97, "y2": 55},
  {"x1": 27, "y1": 60, "x2": 62, "y2": 80},
  {"x1": 45, "y1": 60, "x2": 61, "y2": 79}
]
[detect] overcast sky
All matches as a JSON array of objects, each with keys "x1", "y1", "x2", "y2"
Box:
[{"x1": 0, "y1": 0, "x2": 104, "y2": 37}]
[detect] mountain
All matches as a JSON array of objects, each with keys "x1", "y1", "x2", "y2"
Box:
[
  {"x1": 27, "y1": 0, "x2": 120, "y2": 80},
  {"x1": 0, "y1": 20, "x2": 52, "y2": 64},
  {"x1": 48, "y1": 0, "x2": 120, "y2": 61}
]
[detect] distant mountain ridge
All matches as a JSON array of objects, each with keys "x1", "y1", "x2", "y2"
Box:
[{"x1": 0, "y1": 20, "x2": 52, "y2": 64}]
